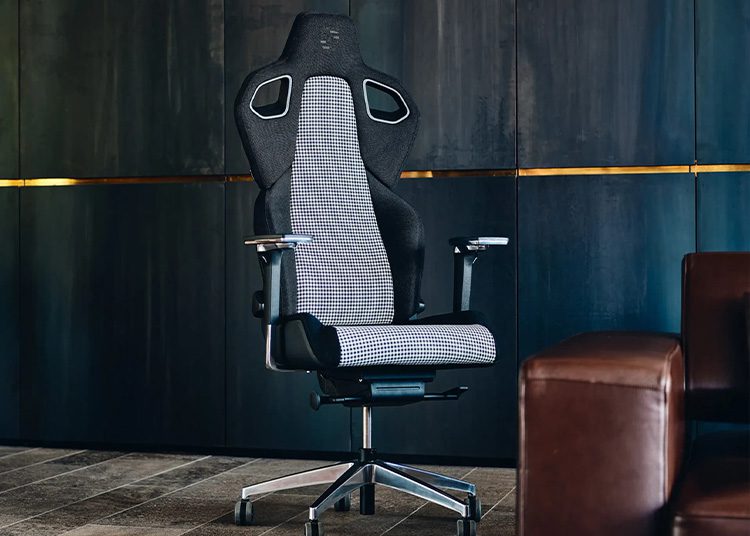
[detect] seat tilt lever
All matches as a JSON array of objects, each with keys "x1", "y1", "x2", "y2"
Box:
[{"x1": 309, "y1": 386, "x2": 469, "y2": 410}]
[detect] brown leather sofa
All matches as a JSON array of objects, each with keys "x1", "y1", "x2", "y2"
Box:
[{"x1": 518, "y1": 252, "x2": 750, "y2": 536}]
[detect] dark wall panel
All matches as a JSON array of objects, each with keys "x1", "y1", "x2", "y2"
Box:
[
  {"x1": 353, "y1": 0, "x2": 516, "y2": 170},
  {"x1": 0, "y1": 188, "x2": 19, "y2": 439},
  {"x1": 696, "y1": 0, "x2": 750, "y2": 163},
  {"x1": 366, "y1": 177, "x2": 517, "y2": 460},
  {"x1": 518, "y1": 0, "x2": 694, "y2": 167},
  {"x1": 0, "y1": 0, "x2": 18, "y2": 178},
  {"x1": 519, "y1": 174, "x2": 695, "y2": 360},
  {"x1": 20, "y1": 0, "x2": 224, "y2": 178},
  {"x1": 225, "y1": 0, "x2": 349, "y2": 174},
  {"x1": 698, "y1": 173, "x2": 750, "y2": 251},
  {"x1": 20, "y1": 184, "x2": 225, "y2": 447},
  {"x1": 225, "y1": 181, "x2": 350, "y2": 453}
]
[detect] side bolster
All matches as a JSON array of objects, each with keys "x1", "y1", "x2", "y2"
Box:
[
  {"x1": 254, "y1": 171, "x2": 297, "y2": 317},
  {"x1": 368, "y1": 172, "x2": 425, "y2": 322},
  {"x1": 234, "y1": 61, "x2": 300, "y2": 189},
  {"x1": 518, "y1": 332, "x2": 685, "y2": 536}
]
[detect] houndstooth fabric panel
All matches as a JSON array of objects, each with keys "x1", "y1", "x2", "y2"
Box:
[
  {"x1": 334, "y1": 324, "x2": 496, "y2": 367},
  {"x1": 291, "y1": 76, "x2": 394, "y2": 325}
]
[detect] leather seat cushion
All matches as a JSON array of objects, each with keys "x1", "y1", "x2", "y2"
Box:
[
  {"x1": 672, "y1": 431, "x2": 750, "y2": 536},
  {"x1": 278, "y1": 310, "x2": 496, "y2": 370}
]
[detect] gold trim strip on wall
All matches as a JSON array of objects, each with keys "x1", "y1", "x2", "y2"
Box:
[
  {"x1": 401, "y1": 169, "x2": 516, "y2": 178},
  {"x1": 691, "y1": 164, "x2": 750, "y2": 174},
  {"x1": 3, "y1": 163, "x2": 749, "y2": 187},
  {"x1": 519, "y1": 165, "x2": 691, "y2": 176},
  {"x1": 20, "y1": 176, "x2": 227, "y2": 187}
]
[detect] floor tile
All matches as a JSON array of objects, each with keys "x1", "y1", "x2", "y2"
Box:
[
  {"x1": 0, "y1": 449, "x2": 82, "y2": 473},
  {"x1": 1, "y1": 485, "x2": 178, "y2": 535},
  {"x1": 0, "y1": 451, "x2": 126, "y2": 493},
  {"x1": 102, "y1": 490, "x2": 301, "y2": 530},
  {"x1": 47, "y1": 450, "x2": 127, "y2": 468},
  {"x1": 62, "y1": 523, "x2": 184, "y2": 535},
  {"x1": 0, "y1": 447, "x2": 518, "y2": 536},
  {"x1": 230, "y1": 459, "x2": 330, "y2": 477},
  {"x1": 0, "y1": 453, "x2": 205, "y2": 529},
  {"x1": 0, "y1": 447, "x2": 34, "y2": 458},
  {"x1": 478, "y1": 511, "x2": 515, "y2": 536}
]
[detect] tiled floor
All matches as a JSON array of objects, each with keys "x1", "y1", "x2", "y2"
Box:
[{"x1": 0, "y1": 446, "x2": 516, "y2": 535}]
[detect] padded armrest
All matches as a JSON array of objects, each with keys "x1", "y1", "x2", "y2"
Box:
[
  {"x1": 244, "y1": 234, "x2": 313, "y2": 251},
  {"x1": 450, "y1": 236, "x2": 509, "y2": 253},
  {"x1": 243, "y1": 234, "x2": 311, "y2": 371},
  {"x1": 518, "y1": 332, "x2": 685, "y2": 536},
  {"x1": 450, "y1": 236, "x2": 509, "y2": 311}
]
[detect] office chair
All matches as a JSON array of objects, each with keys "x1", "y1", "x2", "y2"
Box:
[{"x1": 234, "y1": 13, "x2": 508, "y2": 536}]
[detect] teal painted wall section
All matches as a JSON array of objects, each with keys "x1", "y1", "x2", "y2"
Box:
[
  {"x1": 518, "y1": 0, "x2": 695, "y2": 167},
  {"x1": 20, "y1": 0, "x2": 225, "y2": 177},
  {"x1": 0, "y1": 0, "x2": 18, "y2": 178},
  {"x1": 696, "y1": 0, "x2": 750, "y2": 164},
  {"x1": 698, "y1": 173, "x2": 750, "y2": 251},
  {"x1": 0, "y1": 188, "x2": 19, "y2": 439},
  {"x1": 519, "y1": 174, "x2": 696, "y2": 359},
  {"x1": 353, "y1": 0, "x2": 516, "y2": 170}
]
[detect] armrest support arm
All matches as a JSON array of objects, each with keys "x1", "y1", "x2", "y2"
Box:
[
  {"x1": 449, "y1": 236, "x2": 509, "y2": 311},
  {"x1": 244, "y1": 234, "x2": 312, "y2": 370}
]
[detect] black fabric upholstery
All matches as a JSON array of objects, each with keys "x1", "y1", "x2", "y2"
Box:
[
  {"x1": 368, "y1": 172, "x2": 425, "y2": 322},
  {"x1": 280, "y1": 313, "x2": 340, "y2": 369},
  {"x1": 237, "y1": 13, "x2": 422, "y2": 320},
  {"x1": 235, "y1": 13, "x2": 418, "y2": 189},
  {"x1": 278, "y1": 311, "x2": 496, "y2": 370},
  {"x1": 253, "y1": 169, "x2": 297, "y2": 314}
]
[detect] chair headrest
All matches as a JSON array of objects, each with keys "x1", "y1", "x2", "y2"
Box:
[
  {"x1": 281, "y1": 13, "x2": 361, "y2": 72},
  {"x1": 235, "y1": 12, "x2": 420, "y2": 191}
]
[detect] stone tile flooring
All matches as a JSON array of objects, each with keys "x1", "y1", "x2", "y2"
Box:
[{"x1": 0, "y1": 446, "x2": 515, "y2": 535}]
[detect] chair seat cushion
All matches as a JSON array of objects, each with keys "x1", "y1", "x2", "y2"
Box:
[
  {"x1": 672, "y1": 431, "x2": 750, "y2": 536},
  {"x1": 279, "y1": 311, "x2": 496, "y2": 370}
]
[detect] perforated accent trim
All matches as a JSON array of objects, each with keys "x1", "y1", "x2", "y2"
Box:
[
  {"x1": 250, "y1": 75, "x2": 292, "y2": 120},
  {"x1": 362, "y1": 78, "x2": 411, "y2": 124}
]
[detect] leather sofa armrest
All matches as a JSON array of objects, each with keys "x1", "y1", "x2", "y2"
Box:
[{"x1": 518, "y1": 332, "x2": 685, "y2": 536}]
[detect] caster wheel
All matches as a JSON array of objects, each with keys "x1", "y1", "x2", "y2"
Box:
[
  {"x1": 466, "y1": 495, "x2": 482, "y2": 522},
  {"x1": 334, "y1": 494, "x2": 351, "y2": 512},
  {"x1": 456, "y1": 518, "x2": 477, "y2": 536},
  {"x1": 304, "y1": 520, "x2": 324, "y2": 536},
  {"x1": 234, "y1": 499, "x2": 254, "y2": 526}
]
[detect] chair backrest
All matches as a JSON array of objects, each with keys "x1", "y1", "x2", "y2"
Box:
[
  {"x1": 682, "y1": 252, "x2": 750, "y2": 422},
  {"x1": 235, "y1": 13, "x2": 424, "y2": 325}
]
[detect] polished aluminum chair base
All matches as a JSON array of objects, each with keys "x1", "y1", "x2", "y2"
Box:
[
  {"x1": 240, "y1": 459, "x2": 476, "y2": 519},
  {"x1": 235, "y1": 407, "x2": 481, "y2": 534}
]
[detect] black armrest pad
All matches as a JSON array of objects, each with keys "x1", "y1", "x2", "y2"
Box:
[
  {"x1": 450, "y1": 236, "x2": 509, "y2": 252},
  {"x1": 244, "y1": 234, "x2": 312, "y2": 247}
]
